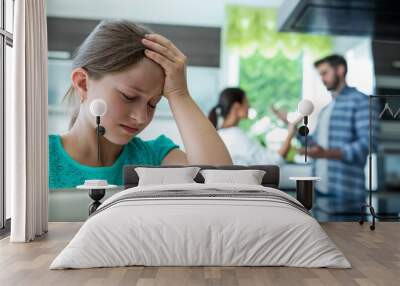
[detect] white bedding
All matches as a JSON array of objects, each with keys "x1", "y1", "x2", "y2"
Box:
[{"x1": 50, "y1": 183, "x2": 351, "y2": 269}]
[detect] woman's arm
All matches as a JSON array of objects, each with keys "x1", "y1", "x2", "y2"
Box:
[
  {"x1": 277, "y1": 123, "x2": 296, "y2": 158},
  {"x1": 142, "y1": 34, "x2": 232, "y2": 165}
]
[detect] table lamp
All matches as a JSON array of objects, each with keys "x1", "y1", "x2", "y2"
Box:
[
  {"x1": 297, "y1": 99, "x2": 314, "y2": 162},
  {"x1": 89, "y1": 99, "x2": 107, "y2": 162}
]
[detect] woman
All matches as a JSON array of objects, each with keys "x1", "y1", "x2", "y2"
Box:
[
  {"x1": 208, "y1": 88, "x2": 296, "y2": 166},
  {"x1": 49, "y1": 20, "x2": 232, "y2": 189}
]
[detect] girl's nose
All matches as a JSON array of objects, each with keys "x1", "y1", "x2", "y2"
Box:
[{"x1": 130, "y1": 105, "x2": 148, "y2": 125}]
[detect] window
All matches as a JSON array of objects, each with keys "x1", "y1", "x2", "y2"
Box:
[
  {"x1": 1, "y1": 0, "x2": 14, "y2": 231},
  {"x1": 239, "y1": 51, "x2": 303, "y2": 132},
  {"x1": 238, "y1": 51, "x2": 303, "y2": 150}
]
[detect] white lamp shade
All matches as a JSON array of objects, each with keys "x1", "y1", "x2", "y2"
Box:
[
  {"x1": 297, "y1": 99, "x2": 314, "y2": 116},
  {"x1": 90, "y1": 99, "x2": 107, "y2": 117}
]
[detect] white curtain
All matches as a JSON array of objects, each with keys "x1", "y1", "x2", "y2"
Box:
[{"x1": 7, "y1": 0, "x2": 48, "y2": 242}]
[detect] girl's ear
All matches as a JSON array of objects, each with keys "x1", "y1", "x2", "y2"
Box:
[{"x1": 71, "y1": 68, "x2": 89, "y2": 102}]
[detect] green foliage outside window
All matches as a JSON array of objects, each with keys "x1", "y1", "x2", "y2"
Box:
[
  {"x1": 239, "y1": 50, "x2": 303, "y2": 134},
  {"x1": 225, "y1": 5, "x2": 332, "y2": 59}
]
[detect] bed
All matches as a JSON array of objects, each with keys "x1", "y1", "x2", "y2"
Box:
[{"x1": 49, "y1": 165, "x2": 351, "y2": 269}]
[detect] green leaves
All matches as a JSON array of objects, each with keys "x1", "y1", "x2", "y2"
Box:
[{"x1": 239, "y1": 50, "x2": 302, "y2": 135}]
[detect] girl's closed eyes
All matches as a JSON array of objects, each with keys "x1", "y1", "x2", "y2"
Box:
[
  {"x1": 119, "y1": 91, "x2": 159, "y2": 109},
  {"x1": 149, "y1": 96, "x2": 162, "y2": 108},
  {"x1": 119, "y1": 91, "x2": 138, "y2": 102}
]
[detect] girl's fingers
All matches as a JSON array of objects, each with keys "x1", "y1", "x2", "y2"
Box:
[
  {"x1": 144, "y1": 33, "x2": 185, "y2": 58},
  {"x1": 143, "y1": 34, "x2": 188, "y2": 99},
  {"x1": 142, "y1": 38, "x2": 176, "y2": 63},
  {"x1": 144, "y1": 49, "x2": 172, "y2": 70}
]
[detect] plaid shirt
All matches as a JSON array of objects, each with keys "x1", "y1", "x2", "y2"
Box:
[{"x1": 299, "y1": 86, "x2": 379, "y2": 199}]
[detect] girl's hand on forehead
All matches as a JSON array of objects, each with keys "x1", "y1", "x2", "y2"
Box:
[{"x1": 142, "y1": 34, "x2": 189, "y2": 100}]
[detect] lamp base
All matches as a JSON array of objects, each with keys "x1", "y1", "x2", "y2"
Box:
[
  {"x1": 88, "y1": 188, "x2": 105, "y2": 215},
  {"x1": 359, "y1": 204, "x2": 400, "y2": 231}
]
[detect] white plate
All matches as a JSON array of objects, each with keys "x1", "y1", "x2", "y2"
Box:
[
  {"x1": 289, "y1": 176, "x2": 321, "y2": 181},
  {"x1": 76, "y1": 184, "x2": 119, "y2": 190}
]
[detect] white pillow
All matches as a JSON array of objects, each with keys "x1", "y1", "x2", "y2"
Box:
[
  {"x1": 200, "y1": 169, "x2": 266, "y2": 185},
  {"x1": 135, "y1": 167, "x2": 201, "y2": 186}
]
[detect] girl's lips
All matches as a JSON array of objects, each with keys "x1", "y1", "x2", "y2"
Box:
[{"x1": 120, "y1": 124, "x2": 139, "y2": 134}]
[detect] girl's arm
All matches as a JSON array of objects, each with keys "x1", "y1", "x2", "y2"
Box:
[
  {"x1": 165, "y1": 93, "x2": 233, "y2": 165},
  {"x1": 142, "y1": 34, "x2": 232, "y2": 165}
]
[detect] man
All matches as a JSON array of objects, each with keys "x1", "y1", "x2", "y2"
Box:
[{"x1": 299, "y1": 55, "x2": 378, "y2": 202}]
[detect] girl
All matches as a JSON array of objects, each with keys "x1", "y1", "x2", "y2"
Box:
[
  {"x1": 49, "y1": 20, "x2": 232, "y2": 189},
  {"x1": 208, "y1": 87, "x2": 297, "y2": 166}
]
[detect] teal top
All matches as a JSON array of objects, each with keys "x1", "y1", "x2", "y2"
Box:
[{"x1": 48, "y1": 134, "x2": 179, "y2": 189}]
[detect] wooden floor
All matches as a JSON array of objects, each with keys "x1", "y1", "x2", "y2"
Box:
[{"x1": 0, "y1": 222, "x2": 399, "y2": 286}]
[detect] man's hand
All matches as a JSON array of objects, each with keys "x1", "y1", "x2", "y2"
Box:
[
  {"x1": 298, "y1": 145, "x2": 343, "y2": 160},
  {"x1": 298, "y1": 145, "x2": 326, "y2": 158}
]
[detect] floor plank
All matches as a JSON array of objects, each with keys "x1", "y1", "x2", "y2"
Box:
[{"x1": 0, "y1": 222, "x2": 399, "y2": 286}]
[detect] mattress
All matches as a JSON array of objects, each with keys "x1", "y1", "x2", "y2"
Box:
[{"x1": 49, "y1": 183, "x2": 351, "y2": 269}]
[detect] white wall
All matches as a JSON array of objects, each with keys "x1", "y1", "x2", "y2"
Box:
[
  {"x1": 301, "y1": 52, "x2": 331, "y2": 133},
  {"x1": 334, "y1": 36, "x2": 375, "y2": 95}
]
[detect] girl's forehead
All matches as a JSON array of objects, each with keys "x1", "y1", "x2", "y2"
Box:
[{"x1": 107, "y1": 59, "x2": 164, "y2": 95}]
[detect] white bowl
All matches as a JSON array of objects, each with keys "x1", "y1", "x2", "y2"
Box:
[{"x1": 84, "y1": 179, "x2": 108, "y2": 187}]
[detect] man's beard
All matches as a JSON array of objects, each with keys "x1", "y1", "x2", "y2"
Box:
[{"x1": 326, "y1": 74, "x2": 340, "y2": 91}]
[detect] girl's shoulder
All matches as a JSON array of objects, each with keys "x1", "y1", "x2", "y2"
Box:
[
  {"x1": 48, "y1": 134, "x2": 61, "y2": 152},
  {"x1": 125, "y1": 135, "x2": 179, "y2": 165},
  {"x1": 49, "y1": 134, "x2": 59, "y2": 141},
  {"x1": 127, "y1": 134, "x2": 178, "y2": 149}
]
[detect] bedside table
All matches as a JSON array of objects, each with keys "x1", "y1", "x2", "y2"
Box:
[
  {"x1": 77, "y1": 184, "x2": 119, "y2": 215},
  {"x1": 289, "y1": 177, "x2": 321, "y2": 210}
]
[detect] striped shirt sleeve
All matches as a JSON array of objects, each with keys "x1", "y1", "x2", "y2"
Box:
[{"x1": 340, "y1": 97, "x2": 378, "y2": 164}]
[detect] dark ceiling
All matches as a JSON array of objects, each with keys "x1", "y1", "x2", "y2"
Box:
[
  {"x1": 278, "y1": 0, "x2": 400, "y2": 78},
  {"x1": 278, "y1": 0, "x2": 400, "y2": 40}
]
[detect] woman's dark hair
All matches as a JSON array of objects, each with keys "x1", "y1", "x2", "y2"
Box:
[
  {"x1": 208, "y1": 87, "x2": 246, "y2": 129},
  {"x1": 63, "y1": 19, "x2": 152, "y2": 129}
]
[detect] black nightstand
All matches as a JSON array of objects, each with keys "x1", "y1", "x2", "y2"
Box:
[{"x1": 289, "y1": 177, "x2": 321, "y2": 210}]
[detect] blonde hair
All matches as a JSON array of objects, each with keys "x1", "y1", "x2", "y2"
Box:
[{"x1": 63, "y1": 19, "x2": 152, "y2": 129}]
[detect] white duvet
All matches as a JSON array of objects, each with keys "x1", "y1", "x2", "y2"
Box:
[{"x1": 50, "y1": 183, "x2": 351, "y2": 269}]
